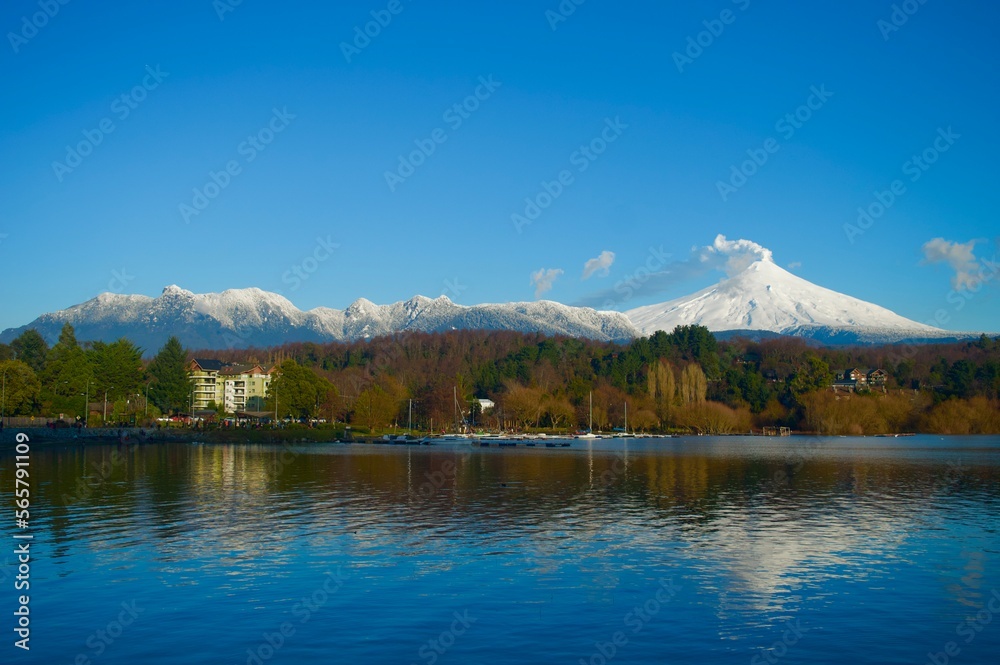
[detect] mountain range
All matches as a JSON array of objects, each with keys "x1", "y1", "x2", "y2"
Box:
[
  {"x1": 0, "y1": 285, "x2": 637, "y2": 351},
  {"x1": 0, "y1": 260, "x2": 981, "y2": 350}
]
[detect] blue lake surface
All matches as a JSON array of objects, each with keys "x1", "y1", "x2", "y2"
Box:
[{"x1": 2, "y1": 435, "x2": 1000, "y2": 664}]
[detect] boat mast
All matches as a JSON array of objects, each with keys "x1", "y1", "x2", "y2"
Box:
[
  {"x1": 624, "y1": 401, "x2": 628, "y2": 434},
  {"x1": 589, "y1": 391, "x2": 593, "y2": 432}
]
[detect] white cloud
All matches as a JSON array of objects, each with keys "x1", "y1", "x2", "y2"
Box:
[
  {"x1": 788, "y1": 261, "x2": 802, "y2": 270},
  {"x1": 530, "y1": 268, "x2": 563, "y2": 299},
  {"x1": 699, "y1": 234, "x2": 774, "y2": 276},
  {"x1": 922, "y1": 238, "x2": 981, "y2": 290},
  {"x1": 575, "y1": 234, "x2": 776, "y2": 307},
  {"x1": 582, "y1": 250, "x2": 615, "y2": 280}
]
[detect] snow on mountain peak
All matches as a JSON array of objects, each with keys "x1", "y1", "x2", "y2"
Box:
[
  {"x1": 1, "y1": 286, "x2": 638, "y2": 350},
  {"x1": 1, "y1": 266, "x2": 970, "y2": 351},
  {"x1": 345, "y1": 298, "x2": 377, "y2": 315},
  {"x1": 626, "y1": 258, "x2": 947, "y2": 341}
]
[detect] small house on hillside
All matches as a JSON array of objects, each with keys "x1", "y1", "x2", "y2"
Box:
[
  {"x1": 867, "y1": 368, "x2": 888, "y2": 386},
  {"x1": 832, "y1": 367, "x2": 889, "y2": 392}
]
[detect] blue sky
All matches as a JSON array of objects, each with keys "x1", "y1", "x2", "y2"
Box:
[{"x1": 1, "y1": 0, "x2": 998, "y2": 332}]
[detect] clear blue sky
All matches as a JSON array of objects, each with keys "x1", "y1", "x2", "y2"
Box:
[{"x1": 2, "y1": 0, "x2": 998, "y2": 332}]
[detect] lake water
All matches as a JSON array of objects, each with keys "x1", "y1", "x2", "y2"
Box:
[{"x1": 2, "y1": 436, "x2": 1000, "y2": 664}]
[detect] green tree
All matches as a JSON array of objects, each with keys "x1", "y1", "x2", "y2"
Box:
[
  {"x1": 665, "y1": 325, "x2": 720, "y2": 378},
  {"x1": 89, "y1": 338, "x2": 144, "y2": 402},
  {"x1": 147, "y1": 336, "x2": 192, "y2": 414},
  {"x1": 744, "y1": 369, "x2": 771, "y2": 413},
  {"x1": 944, "y1": 360, "x2": 977, "y2": 398},
  {"x1": 42, "y1": 324, "x2": 92, "y2": 412},
  {"x1": 1, "y1": 360, "x2": 42, "y2": 417},
  {"x1": 267, "y1": 360, "x2": 336, "y2": 420},
  {"x1": 11, "y1": 329, "x2": 49, "y2": 374},
  {"x1": 789, "y1": 356, "x2": 834, "y2": 399},
  {"x1": 355, "y1": 384, "x2": 400, "y2": 432}
]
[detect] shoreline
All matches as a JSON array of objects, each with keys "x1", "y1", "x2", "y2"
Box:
[{"x1": 0, "y1": 426, "x2": 974, "y2": 447}]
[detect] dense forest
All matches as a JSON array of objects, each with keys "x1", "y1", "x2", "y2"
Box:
[{"x1": 2, "y1": 325, "x2": 998, "y2": 435}]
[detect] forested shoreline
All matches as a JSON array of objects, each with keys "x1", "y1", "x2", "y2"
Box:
[{"x1": 4, "y1": 323, "x2": 996, "y2": 435}]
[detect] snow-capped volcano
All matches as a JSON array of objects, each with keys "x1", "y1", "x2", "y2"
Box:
[
  {"x1": 626, "y1": 259, "x2": 955, "y2": 344},
  {"x1": 0, "y1": 286, "x2": 638, "y2": 351},
  {"x1": 0, "y1": 251, "x2": 975, "y2": 350}
]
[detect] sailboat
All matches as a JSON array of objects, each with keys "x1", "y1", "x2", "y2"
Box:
[
  {"x1": 424, "y1": 387, "x2": 476, "y2": 444},
  {"x1": 613, "y1": 401, "x2": 635, "y2": 438},
  {"x1": 575, "y1": 392, "x2": 599, "y2": 439}
]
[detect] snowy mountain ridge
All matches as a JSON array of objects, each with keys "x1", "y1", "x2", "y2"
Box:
[
  {"x1": 1, "y1": 260, "x2": 980, "y2": 351},
  {"x1": 0, "y1": 286, "x2": 639, "y2": 350}
]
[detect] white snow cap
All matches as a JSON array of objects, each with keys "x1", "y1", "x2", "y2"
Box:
[
  {"x1": 626, "y1": 250, "x2": 947, "y2": 337},
  {"x1": 700, "y1": 235, "x2": 774, "y2": 276}
]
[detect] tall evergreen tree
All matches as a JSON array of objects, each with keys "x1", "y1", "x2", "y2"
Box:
[
  {"x1": 88, "y1": 338, "x2": 143, "y2": 401},
  {"x1": 11, "y1": 329, "x2": 48, "y2": 374},
  {"x1": 148, "y1": 336, "x2": 192, "y2": 414},
  {"x1": 42, "y1": 323, "x2": 92, "y2": 400}
]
